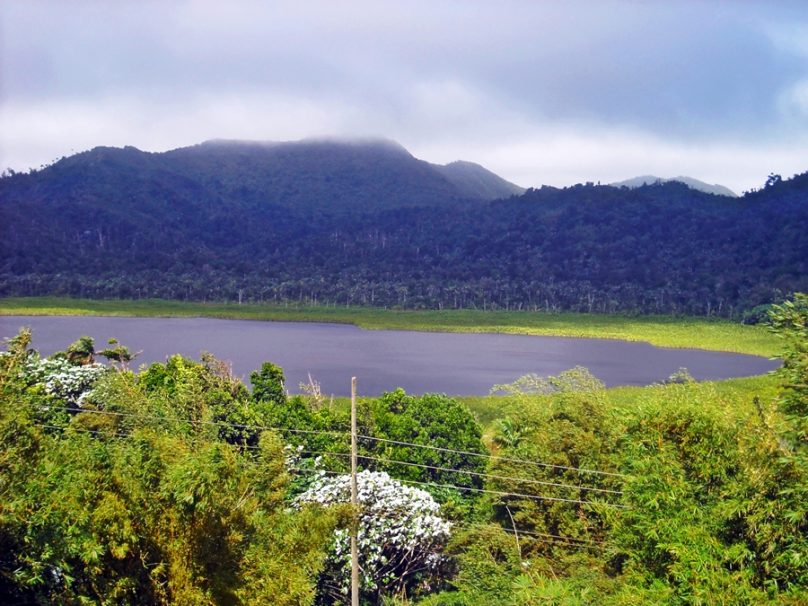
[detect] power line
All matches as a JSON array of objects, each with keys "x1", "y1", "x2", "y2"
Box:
[
  {"x1": 505, "y1": 528, "x2": 604, "y2": 547},
  {"x1": 289, "y1": 466, "x2": 611, "y2": 546},
  {"x1": 289, "y1": 466, "x2": 342, "y2": 477},
  {"x1": 289, "y1": 449, "x2": 622, "y2": 496},
  {"x1": 33, "y1": 426, "x2": 624, "y2": 527},
  {"x1": 357, "y1": 434, "x2": 626, "y2": 479},
  {"x1": 30, "y1": 426, "x2": 627, "y2": 526},
  {"x1": 28, "y1": 403, "x2": 624, "y2": 490},
  {"x1": 391, "y1": 476, "x2": 626, "y2": 508},
  {"x1": 30, "y1": 403, "x2": 623, "y2": 481},
  {"x1": 33, "y1": 421, "x2": 232, "y2": 447},
  {"x1": 356, "y1": 453, "x2": 623, "y2": 496},
  {"x1": 34, "y1": 422, "x2": 132, "y2": 441},
  {"x1": 291, "y1": 463, "x2": 625, "y2": 509},
  {"x1": 30, "y1": 423, "x2": 622, "y2": 508},
  {"x1": 28, "y1": 403, "x2": 348, "y2": 438}
]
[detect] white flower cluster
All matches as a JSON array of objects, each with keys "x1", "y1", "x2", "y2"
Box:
[
  {"x1": 296, "y1": 470, "x2": 451, "y2": 596},
  {"x1": 284, "y1": 444, "x2": 308, "y2": 468},
  {"x1": 24, "y1": 357, "x2": 107, "y2": 405}
]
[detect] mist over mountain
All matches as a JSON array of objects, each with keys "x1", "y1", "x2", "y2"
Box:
[
  {"x1": 611, "y1": 175, "x2": 738, "y2": 197},
  {"x1": 3, "y1": 138, "x2": 521, "y2": 216},
  {"x1": 432, "y1": 160, "x2": 525, "y2": 199},
  {"x1": 1, "y1": 140, "x2": 805, "y2": 317}
]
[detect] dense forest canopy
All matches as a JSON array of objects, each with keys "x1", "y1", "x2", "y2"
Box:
[{"x1": 1, "y1": 140, "x2": 806, "y2": 317}]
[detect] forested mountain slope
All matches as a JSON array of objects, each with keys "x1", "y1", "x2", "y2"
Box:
[
  {"x1": 432, "y1": 160, "x2": 525, "y2": 200},
  {"x1": 1, "y1": 138, "x2": 520, "y2": 216},
  {"x1": 1, "y1": 140, "x2": 806, "y2": 317},
  {"x1": 610, "y1": 174, "x2": 738, "y2": 197}
]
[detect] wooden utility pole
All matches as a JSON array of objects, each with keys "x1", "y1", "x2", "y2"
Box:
[{"x1": 350, "y1": 376, "x2": 359, "y2": 606}]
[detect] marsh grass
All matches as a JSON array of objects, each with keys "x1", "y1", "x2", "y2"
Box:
[
  {"x1": 0, "y1": 297, "x2": 778, "y2": 356},
  {"x1": 456, "y1": 373, "x2": 780, "y2": 429}
]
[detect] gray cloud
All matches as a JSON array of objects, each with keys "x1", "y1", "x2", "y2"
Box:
[{"x1": 1, "y1": 0, "x2": 807, "y2": 192}]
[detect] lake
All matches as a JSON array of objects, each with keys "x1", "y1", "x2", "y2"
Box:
[{"x1": 1, "y1": 315, "x2": 778, "y2": 396}]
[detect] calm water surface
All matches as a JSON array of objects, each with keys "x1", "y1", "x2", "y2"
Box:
[{"x1": 1, "y1": 316, "x2": 778, "y2": 396}]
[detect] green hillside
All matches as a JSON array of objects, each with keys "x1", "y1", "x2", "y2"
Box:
[{"x1": 1, "y1": 141, "x2": 806, "y2": 316}]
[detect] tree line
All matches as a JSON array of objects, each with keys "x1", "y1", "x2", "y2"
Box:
[{"x1": 1, "y1": 152, "x2": 806, "y2": 316}]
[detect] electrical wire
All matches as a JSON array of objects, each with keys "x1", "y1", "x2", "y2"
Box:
[
  {"x1": 289, "y1": 462, "x2": 625, "y2": 509},
  {"x1": 356, "y1": 453, "x2": 623, "y2": 495},
  {"x1": 289, "y1": 467, "x2": 611, "y2": 546},
  {"x1": 29, "y1": 403, "x2": 348, "y2": 437},
  {"x1": 357, "y1": 433, "x2": 626, "y2": 478},
  {"x1": 29, "y1": 403, "x2": 625, "y2": 481},
  {"x1": 505, "y1": 528, "x2": 604, "y2": 547},
  {"x1": 29, "y1": 426, "x2": 623, "y2": 542},
  {"x1": 392, "y1": 476, "x2": 626, "y2": 508},
  {"x1": 34, "y1": 422, "x2": 132, "y2": 441},
  {"x1": 292, "y1": 449, "x2": 622, "y2": 496}
]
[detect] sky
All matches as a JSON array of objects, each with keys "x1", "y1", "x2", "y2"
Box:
[{"x1": 1, "y1": 0, "x2": 807, "y2": 194}]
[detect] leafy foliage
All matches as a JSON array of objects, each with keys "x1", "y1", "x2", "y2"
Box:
[
  {"x1": 250, "y1": 361, "x2": 287, "y2": 406},
  {"x1": 769, "y1": 293, "x2": 808, "y2": 439},
  {"x1": 1, "y1": 294, "x2": 807, "y2": 604},
  {"x1": 0, "y1": 334, "x2": 337, "y2": 605},
  {"x1": 486, "y1": 369, "x2": 623, "y2": 560},
  {"x1": 431, "y1": 296, "x2": 808, "y2": 604},
  {"x1": 362, "y1": 389, "x2": 487, "y2": 491},
  {"x1": 98, "y1": 337, "x2": 138, "y2": 368},
  {"x1": 0, "y1": 330, "x2": 490, "y2": 604},
  {"x1": 65, "y1": 335, "x2": 96, "y2": 365}
]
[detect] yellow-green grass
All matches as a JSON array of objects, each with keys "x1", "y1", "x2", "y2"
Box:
[
  {"x1": 0, "y1": 296, "x2": 780, "y2": 357},
  {"x1": 458, "y1": 373, "x2": 781, "y2": 430},
  {"x1": 322, "y1": 375, "x2": 781, "y2": 437}
]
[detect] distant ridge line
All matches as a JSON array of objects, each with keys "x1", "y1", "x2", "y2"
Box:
[{"x1": 610, "y1": 174, "x2": 737, "y2": 197}]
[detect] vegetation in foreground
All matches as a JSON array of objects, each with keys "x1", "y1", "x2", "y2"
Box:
[
  {"x1": 0, "y1": 294, "x2": 805, "y2": 604},
  {"x1": 0, "y1": 296, "x2": 780, "y2": 356}
]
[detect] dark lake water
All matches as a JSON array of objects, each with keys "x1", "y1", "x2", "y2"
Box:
[{"x1": 1, "y1": 316, "x2": 778, "y2": 396}]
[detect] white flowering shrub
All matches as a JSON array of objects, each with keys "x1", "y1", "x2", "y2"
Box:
[
  {"x1": 296, "y1": 469, "x2": 451, "y2": 602},
  {"x1": 23, "y1": 357, "x2": 107, "y2": 406}
]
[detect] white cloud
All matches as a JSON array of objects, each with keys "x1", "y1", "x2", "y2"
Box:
[
  {"x1": 0, "y1": 92, "x2": 356, "y2": 169},
  {"x1": 778, "y1": 78, "x2": 808, "y2": 118},
  {"x1": 410, "y1": 126, "x2": 808, "y2": 194},
  {"x1": 764, "y1": 21, "x2": 808, "y2": 59},
  {"x1": 2, "y1": 1, "x2": 808, "y2": 193},
  {"x1": 4, "y1": 90, "x2": 806, "y2": 195}
]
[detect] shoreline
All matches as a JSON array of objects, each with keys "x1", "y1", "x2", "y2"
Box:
[{"x1": 0, "y1": 297, "x2": 780, "y2": 358}]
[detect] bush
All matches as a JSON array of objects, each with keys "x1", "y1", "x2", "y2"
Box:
[{"x1": 296, "y1": 470, "x2": 451, "y2": 603}]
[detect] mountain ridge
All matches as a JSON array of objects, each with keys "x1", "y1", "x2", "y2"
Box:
[
  {"x1": 1, "y1": 139, "x2": 523, "y2": 224},
  {"x1": 611, "y1": 174, "x2": 737, "y2": 197},
  {"x1": 433, "y1": 160, "x2": 525, "y2": 200},
  {"x1": 1, "y1": 140, "x2": 805, "y2": 317}
]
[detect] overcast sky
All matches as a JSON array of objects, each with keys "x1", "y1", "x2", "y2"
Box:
[{"x1": 2, "y1": 1, "x2": 807, "y2": 193}]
